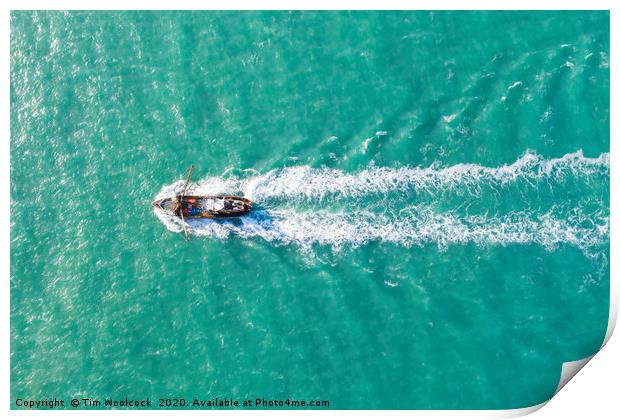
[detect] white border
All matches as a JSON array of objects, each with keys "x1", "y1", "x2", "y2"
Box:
[{"x1": 3, "y1": 2, "x2": 617, "y2": 419}]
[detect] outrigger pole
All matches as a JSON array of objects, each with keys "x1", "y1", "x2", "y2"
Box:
[
  {"x1": 179, "y1": 165, "x2": 194, "y2": 241},
  {"x1": 180, "y1": 208, "x2": 189, "y2": 241},
  {"x1": 182, "y1": 165, "x2": 194, "y2": 198}
]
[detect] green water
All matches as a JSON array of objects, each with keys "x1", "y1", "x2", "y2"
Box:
[{"x1": 11, "y1": 11, "x2": 609, "y2": 409}]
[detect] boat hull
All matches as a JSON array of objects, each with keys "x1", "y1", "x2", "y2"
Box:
[{"x1": 152, "y1": 195, "x2": 252, "y2": 219}]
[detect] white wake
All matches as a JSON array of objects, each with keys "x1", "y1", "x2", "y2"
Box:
[
  {"x1": 155, "y1": 150, "x2": 609, "y2": 202},
  {"x1": 153, "y1": 150, "x2": 609, "y2": 252}
]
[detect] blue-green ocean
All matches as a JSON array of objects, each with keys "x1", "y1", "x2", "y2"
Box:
[{"x1": 11, "y1": 11, "x2": 609, "y2": 409}]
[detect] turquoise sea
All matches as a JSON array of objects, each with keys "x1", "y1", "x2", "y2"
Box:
[{"x1": 11, "y1": 11, "x2": 609, "y2": 409}]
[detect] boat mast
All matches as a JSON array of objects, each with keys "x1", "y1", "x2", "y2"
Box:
[
  {"x1": 179, "y1": 165, "x2": 194, "y2": 241},
  {"x1": 181, "y1": 164, "x2": 194, "y2": 198}
]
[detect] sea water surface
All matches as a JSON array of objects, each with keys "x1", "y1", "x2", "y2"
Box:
[{"x1": 11, "y1": 11, "x2": 609, "y2": 409}]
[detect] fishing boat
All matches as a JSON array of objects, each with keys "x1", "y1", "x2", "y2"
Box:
[{"x1": 152, "y1": 165, "x2": 253, "y2": 240}]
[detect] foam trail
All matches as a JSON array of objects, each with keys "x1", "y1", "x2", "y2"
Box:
[
  {"x1": 153, "y1": 205, "x2": 609, "y2": 252},
  {"x1": 153, "y1": 150, "x2": 609, "y2": 253},
  {"x1": 156, "y1": 150, "x2": 609, "y2": 202}
]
